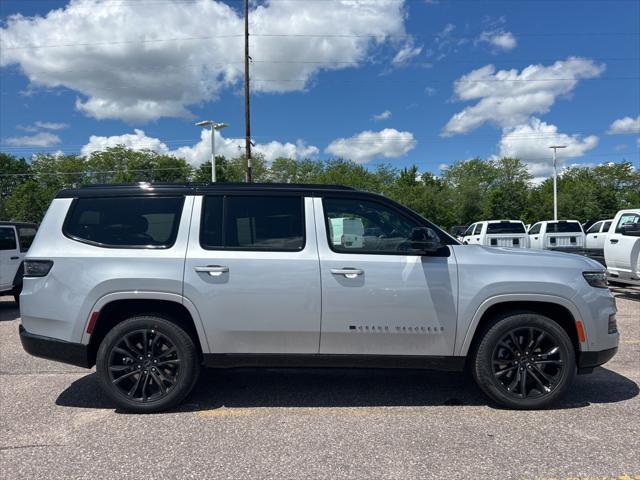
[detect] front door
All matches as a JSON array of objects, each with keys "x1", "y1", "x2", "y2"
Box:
[
  {"x1": 0, "y1": 227, "x2": 19, "y2": 291},
  {"x1": 183, "y1": 194, "x2": 321, "y2": 354},
  {"x1": 314, "y1": 196, "x2": 458, "y2": 356},
  {"x1": 607, "y1": 212, "x2": 640, "y2": 276}
]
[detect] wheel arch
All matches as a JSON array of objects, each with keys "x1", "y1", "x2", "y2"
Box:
[
  {"x1": 458, "y1": 294, "x2": 584, "y2": 358},
  {"x1": 83, "y1": 292, "x2": 210, "y2": 367}
]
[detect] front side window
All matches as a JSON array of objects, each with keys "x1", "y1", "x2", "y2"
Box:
[
  {"x1": 18, "y1": 227, "x2": 37, "y2": 252},
  {"x1": 615, "y1": 213, "x2": 640, "y2": 233},
  {"x1": 0, "y1": 227, "x2": 17, "y2": 251},
  {"x1": 586, "y1": 222, "x2": 602, "y2": 234},
  {"x1": 64, "y1": 196, "x2": 184, "y2": 248},
  {"x1": 463, "y1": 224, "x2": 475, "y2": 236},
  {"x1": 529, "y1": 223, "x2": 541, "y2": 235},
  {"x1": 323, "y1": 197, "x2": 421, "y2": 254}
]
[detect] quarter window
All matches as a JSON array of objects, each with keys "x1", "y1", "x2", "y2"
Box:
[
  {"x1": 323, "y1": 197, "x2": 421, "y2": 254},
  {"x1": 64, "y1": 196, "x2": 184, "y2": 248},
  {"x1": 0, "y1": 227, "x2": 17, "y2": 251}
]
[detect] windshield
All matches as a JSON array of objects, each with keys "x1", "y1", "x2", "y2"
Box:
[
  {"x1": 486, "y1": 222, "x2": 525, "y2": 234},
  {"x1": 546, "y1": 222, "x2": 582, "y2": 233}
]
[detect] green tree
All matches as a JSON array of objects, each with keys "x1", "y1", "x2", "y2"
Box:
[{"x1": 0, "y1": 153, "x2": 31, "y2": 220}]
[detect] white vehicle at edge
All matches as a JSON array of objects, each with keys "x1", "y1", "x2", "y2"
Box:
[
  {"x1": 0, "y1": 221, "x2": 38, "y2": 303},
  {"x1": 19, "y1": 184, "x2": 618, "y2": 412},
  {"x1": 462, "y1": 220, "x2": 529, "y2": 248},
  {"x1": 604, "y1": 209, "x2": 640, "y2": 286},
  {"x1": 528, "y1": 220, "x2": 585, "y2": 251},
  {"x1": 585, "y1": 219, "x2": 614, "y2": 252}
]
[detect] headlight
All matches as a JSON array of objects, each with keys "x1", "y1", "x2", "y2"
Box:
[{"x1": 582, "y1": 271, "x2": 608, "y2": 289}]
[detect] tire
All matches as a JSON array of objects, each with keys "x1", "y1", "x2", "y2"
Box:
[
  {"x1": 472, "y1": 312, "x2": 576, "y2": 409},
  {"x1": 96, "y1": 315, "x2": 200, "y2": 413}
]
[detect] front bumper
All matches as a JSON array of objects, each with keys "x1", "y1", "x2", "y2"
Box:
[
  {"x1": 576, "y1": 346, "x2": 618, "y2": 374},
  {"x1": 19, "y1": 324, "x2": 92, "y2": 368}
]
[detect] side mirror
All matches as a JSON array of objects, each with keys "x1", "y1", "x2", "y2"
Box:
[
  {"x1": 410, "y1": 227, "x2": 443, "y2": 254},
  {"x1": 620, "y1": 223, "x2": 640, "y2": 237}
]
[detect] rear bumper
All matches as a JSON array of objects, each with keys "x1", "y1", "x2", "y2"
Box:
[
  {"x1": 577, "y1": 347, "x2": 618, "y2": 374},
  {"x1": 19, "y1": 324, "x2": 92, "y2": 368}
]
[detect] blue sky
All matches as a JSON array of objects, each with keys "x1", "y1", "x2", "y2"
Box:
[{"x1": 1, "y1": 0, "x2": 639, "y2": 179}]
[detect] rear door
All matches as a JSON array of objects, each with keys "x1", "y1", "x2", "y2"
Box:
[
  {"x1": 0, "y1": 227, "x2": 20, "y2": 291},
  {"x1": 183, "y1": 194, "x2": 321, "y2": 354},
  {"x1": 585, "y1": 221, "x2": 603, "y2": 250},
  {"x1": 315, "y1": 196, "x2": 458, "y2": 356}
]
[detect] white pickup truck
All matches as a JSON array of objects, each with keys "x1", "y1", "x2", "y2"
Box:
[
  {"x1": 461, "y1": 220, "x2": 528, "y2": 248},
  {"x1": 604, "y1": 209, "x2": 640, "y2": 286},
  {"x1": 528, "y1": 220, "x2": 585, "y2": 251}
]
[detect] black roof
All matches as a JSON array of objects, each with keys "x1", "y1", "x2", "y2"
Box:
[{"x1": 56, "y1": 182, "x2": 358, "y2": 199}]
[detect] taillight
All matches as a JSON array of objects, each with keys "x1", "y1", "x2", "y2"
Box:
[{"x1": 23, "y1": 260, "x2": 54, "y2": 277}]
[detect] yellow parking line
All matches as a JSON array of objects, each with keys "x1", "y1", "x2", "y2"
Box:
[{"x1": 619, "y1": 340, "x2": 640, "y2": 344}]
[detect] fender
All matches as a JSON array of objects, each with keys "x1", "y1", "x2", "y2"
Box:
[
  {"x1": 80, "y1": 291, "x2": 211, "y2": 354},
  {"x1": 456, "y1": 293, "x2": 584, "y2": 356}
]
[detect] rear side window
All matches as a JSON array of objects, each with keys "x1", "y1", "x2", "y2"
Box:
[
  {"x1": 473, "y1": 223, "x2": 483, "y2": 235},
  {"x1": 64, "y1": 196, "x2": 184, "y2": 248},
  {"x1": 487, "y1": 222, "x2": 526, "y2": 234},
  {"x1": 18, "y1": 227, "x2": 37, "y2": 252},
  {"x1": 546, "y1": 222, "x2": 582, "y2": 233},
  {"x1": 602, "y1": 221, "x2": 612, "y2": 232},
  {"x1": 0, "y1": 227, "x2": 17, "y2": 251},
  {"x1": 586, "y1": 222, "x2": 602, "y2": 234},
  {"x1": 201, "y1": 195, "x2": 305, "y2": 251}
]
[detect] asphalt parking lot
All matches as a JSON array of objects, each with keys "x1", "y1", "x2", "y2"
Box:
[{"x1": 1, "y1": 289, "x2": 638, "y2": 480}]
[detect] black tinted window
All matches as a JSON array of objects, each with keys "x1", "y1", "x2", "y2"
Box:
[
  {"x1": 0, "y1": 227, "x2": 17, "y2": 251},
  {"x1": 487, "y1": 222, "x2": 526, "y2": 234},
  {"x1": 603, "y1": 221, "x2": 612, "y2": 232},
  {"x1": 18, "y1": 227, "x2": 37, "y2": 252},
  {"x1": 200, "y1": 196, "x2": 224, "y2": 248},
  {"x1": 323, "y1": 198, "x2": 421, "y2": 254},
  {"x1": 546, "y1": 222, "x2": 582, "y2": 233},
  {"x1": 64, "y1": 196, "x2": 184, "y2": 248},
  {"x1": 224, "y1": 196, "x2": 304, "y2": 250}
]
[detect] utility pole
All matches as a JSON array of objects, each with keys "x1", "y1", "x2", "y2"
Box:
[
  {"x1": 549, "y1": 145, "x2": 566, "y2": 221},
  {"x1": 243, "y1": 0, "x2": 252, "y2": 183}
]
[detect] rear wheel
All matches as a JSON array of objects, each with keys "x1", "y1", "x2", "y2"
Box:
[
  {"x1": 96, "y1": 315, "x2": 200, "y2": 413},
  {"x1": 472, "y1": 313, "x2": 576, "y2": 409}
]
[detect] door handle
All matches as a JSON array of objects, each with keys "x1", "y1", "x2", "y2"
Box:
[
  {"x1": 610, "y1": 239, "x2": 619, "y2": 244},
  {"x1": 593, "y1": 235, "x2": 598, "y2": 238},
  {"x1": 195, "y1": 265, "x2": 229, "y2": 276},
  {"x1": 331, "y1": 268, "x2": 364, "y2": 279},
  {"x1": 10, "y1": 256, "x2": 19, "y2": 260}
]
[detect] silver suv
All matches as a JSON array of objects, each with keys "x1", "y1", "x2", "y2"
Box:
[{"x1": 19, "y1": 184, "x2": 619, "y2": 412}]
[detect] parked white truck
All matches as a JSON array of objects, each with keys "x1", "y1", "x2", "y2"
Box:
[
  {"x1": 528, "y1": 220, "x2": 585, "y2": 251},
  {"x1": 604, "y1": 209, "x2": 640, "y2": 286},
  {"x1": 461, "y1": 220, "x2": 529, "y2": 248},
  {"x1": 585, "y1": 219, "x2": 614, "y2": 253}
]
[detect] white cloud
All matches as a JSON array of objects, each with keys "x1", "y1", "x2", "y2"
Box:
[
  {"x1": 1, "y1": 0, "x2": 408, "y2": 123},
  {"x1": 392, "y1": 40, "x2": 422, "y2": 65},
  {"x1": 498, "y1": 118, "x2": 599, "y2": 178},
  {"x1": 81, "y1": 129, "x2": 319, "y2": 165},
  {"x1": 442, "y1": 57, "x2": 605, "y2": 136},
  {"x1": 607, "y1": 116, "x2": 640, "y2": 135},
  {"x1": 5, "y1": 132, "x2": 61, "y2": 147},
  {"x1": 35, "y1": 121, "x2": 69, "y2": 130},
  {"x1": 372, "y1": 110, "x2": 392, "y2": 121},
  {"x1": 424, "y1": 86, "x2": 436, "y2": 96},
  {"x1": 325, "y1": 128, "x2": 416, "y2": 164},
  {"x1": 476, "y1": 31, "x2": 517, "y2": 52}
]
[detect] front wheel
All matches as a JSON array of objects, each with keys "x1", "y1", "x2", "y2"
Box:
[
  {"x1": 96, "y1": 315, "x2": 200, "y2": 413},
  {"x1": 472, "y1": 313, "x2": 576, "y2": 409}
]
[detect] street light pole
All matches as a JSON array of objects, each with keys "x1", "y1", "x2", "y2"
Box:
[
  {"x1": 195, "y1": 120, "x2": 228, "y2": 183},
  {"x1": 549, "y1": 145, "x2": 566, "y2": 221}
]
